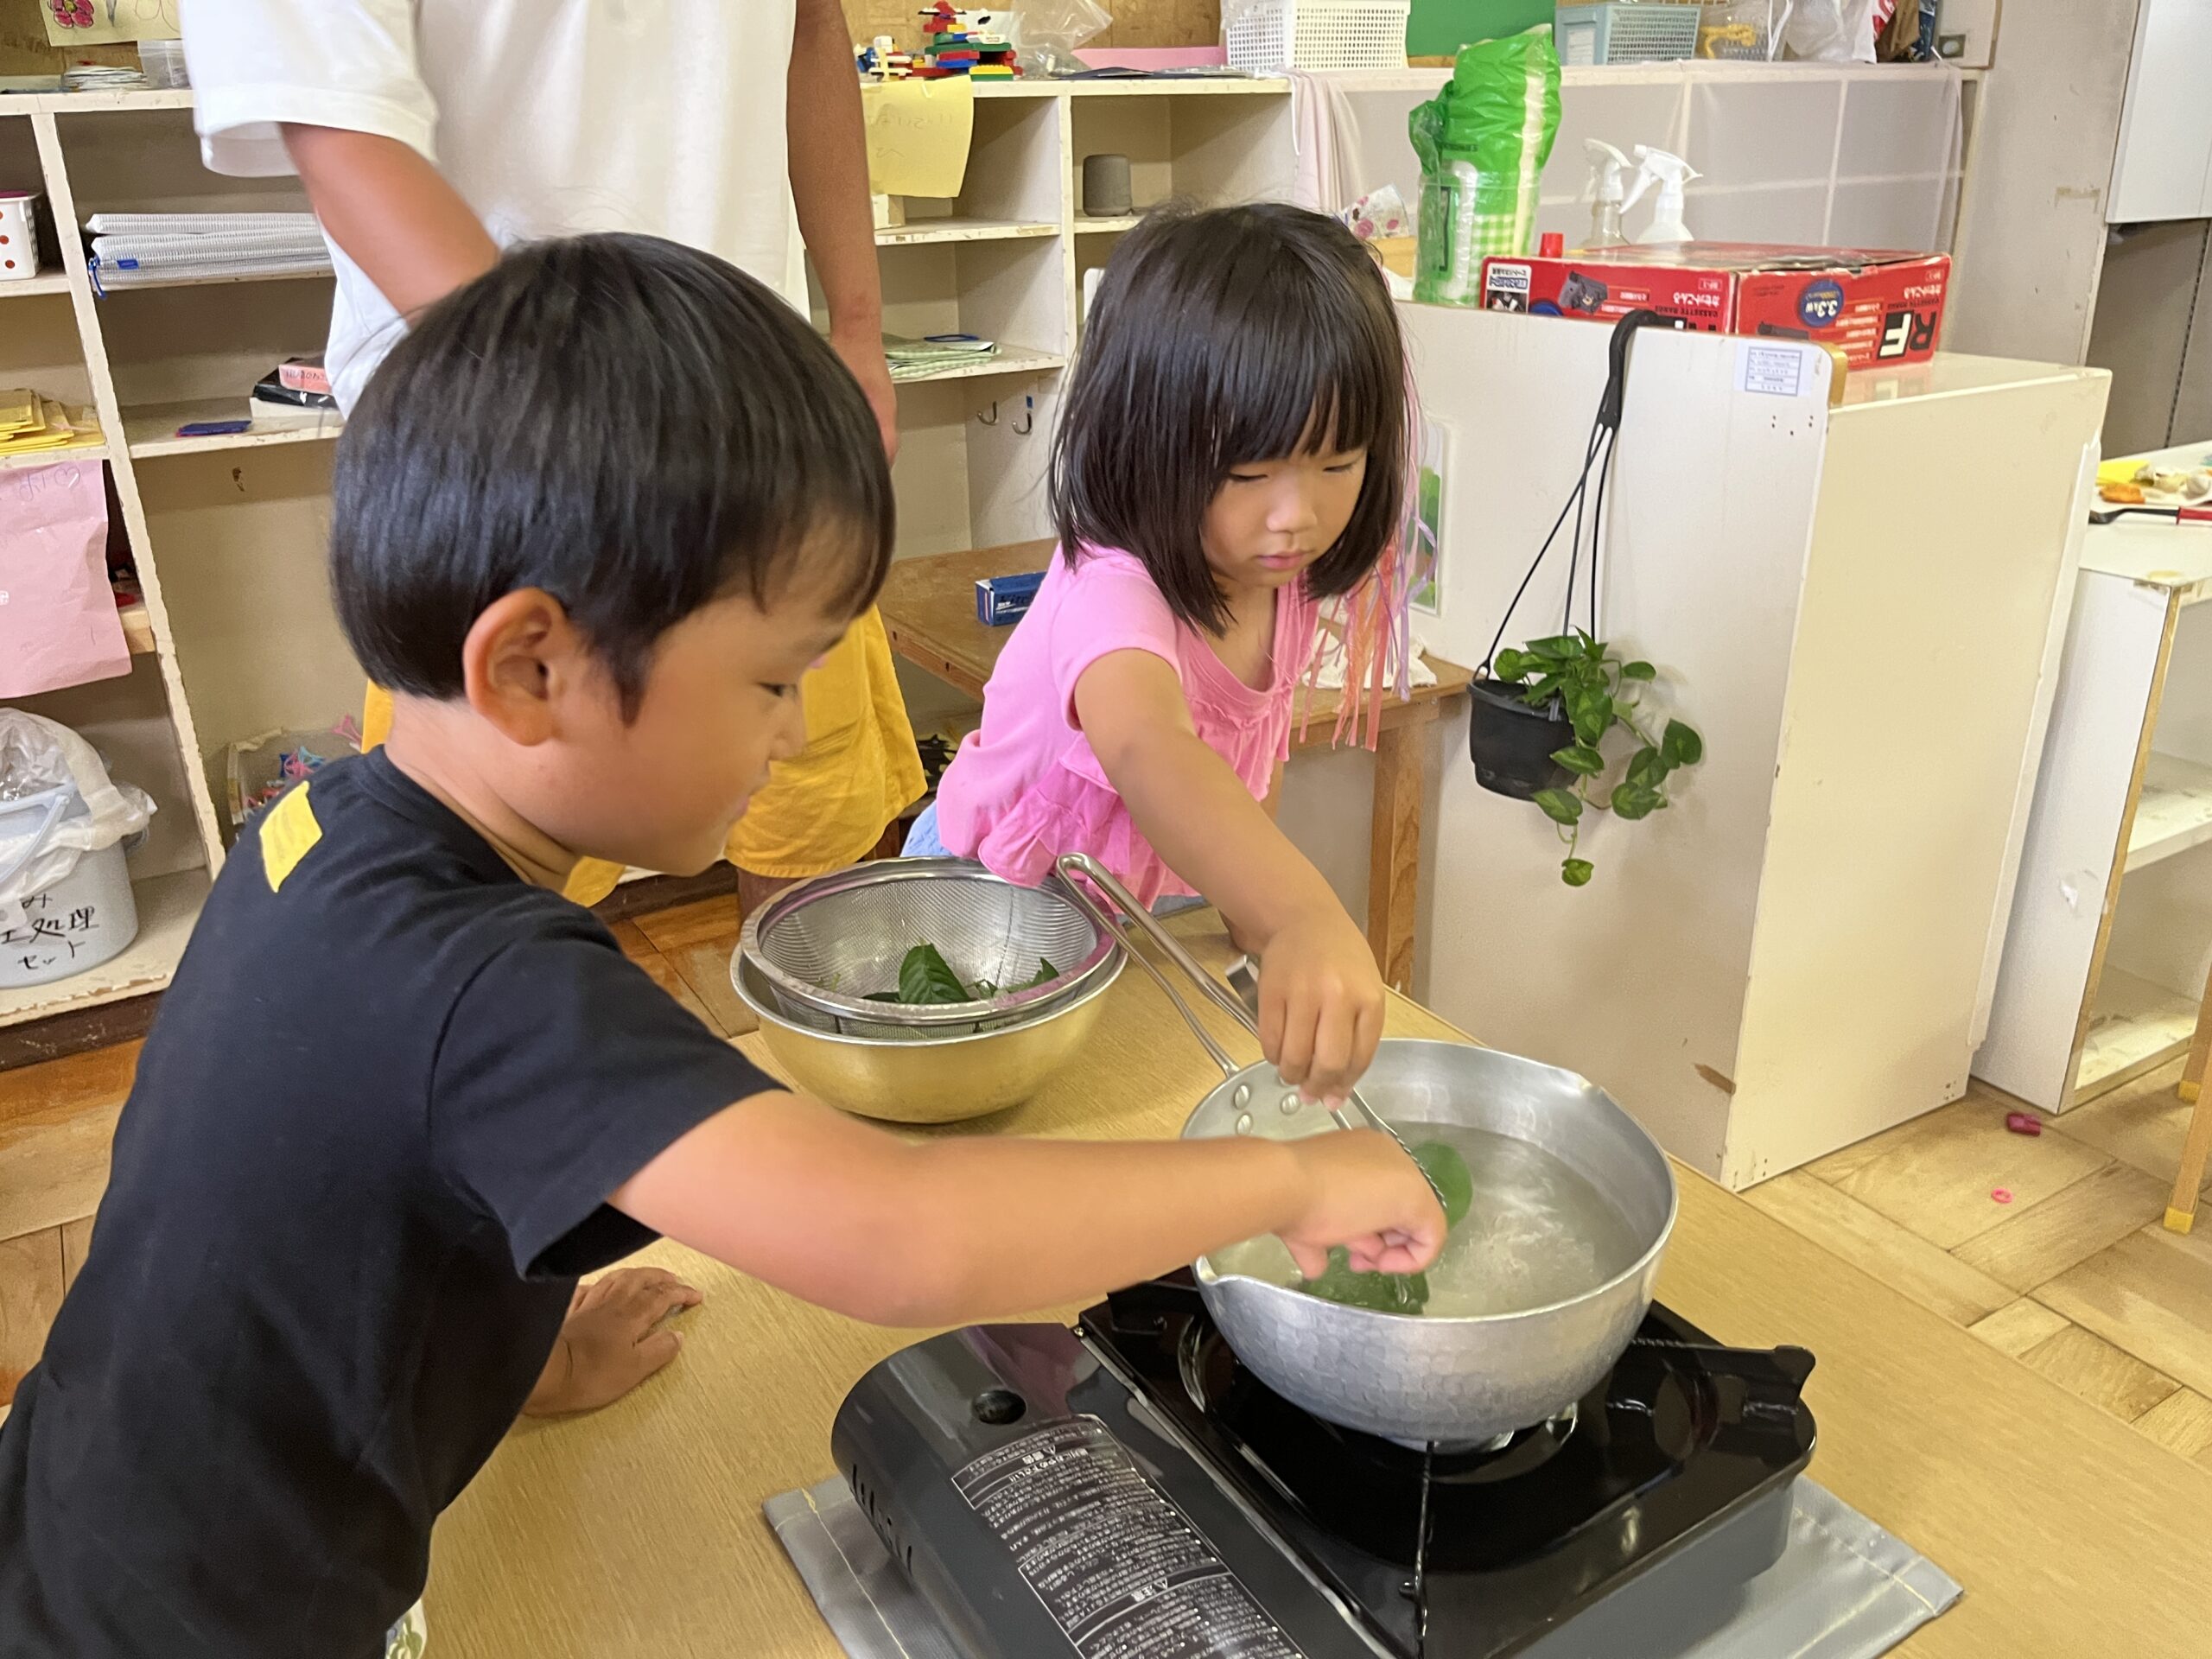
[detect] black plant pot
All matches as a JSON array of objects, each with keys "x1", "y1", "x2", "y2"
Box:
[{"x1": 1467, "y1": 677, "x2": 1573, "y2": 800}]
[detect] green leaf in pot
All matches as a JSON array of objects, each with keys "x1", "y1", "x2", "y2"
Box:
[
  {"x1": 1662, "y1": 719, "x2": 1704, "y2": 767},
  {"x1": 898, "y1": 942, "x2": 972, "y2": 1004},
  {"x1": 1412, "y1": 1141, "x2": 1475, "y2": 1228},
  {"x1": 1561, "y1": 856, "x2": 1595, "y2": 887},
  {"x1": 1300, "y1": 1246, "x2": 1429, "y2": 1313},
  {"x1": 1551, "y1": 744, "x2": 1605, "y2": 778},
  {"x1": 1532, "y1": 787, "x2": 1583, "y2": 827}
]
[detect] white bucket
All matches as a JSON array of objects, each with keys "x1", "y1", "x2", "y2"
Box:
[{"x1": 0, "y1": 779, "x2": 140, "y2": 990}]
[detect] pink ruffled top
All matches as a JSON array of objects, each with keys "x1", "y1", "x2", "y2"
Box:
[{"x1": 934, "y1": 543, "x2": 1319, "y2": 906}]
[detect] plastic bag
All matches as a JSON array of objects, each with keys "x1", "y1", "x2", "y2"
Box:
[
  {"x1": 1020, "y1": 0, "x2": 1110, "y2": 76},
  {"x1": 1783, "y1": 0, "x2": 1876, "y2": 61},
  {"x1": 0, "y1": 710, "x2": 154, "y2": 927},
  {"x1": 0, "y1": 458, "x2": 129, "y2": 699},
  {"x1": 1409, "y1": 31, "x2": 1562, "y2": 305}
]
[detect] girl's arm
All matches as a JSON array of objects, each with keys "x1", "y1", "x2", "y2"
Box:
[
  {"x1": 1075, "y1": 649, "x2": 1385, "y2": 1103},
  {"x1": 612, "y1": 1088, "x2": 1443, "y2": 1327}
]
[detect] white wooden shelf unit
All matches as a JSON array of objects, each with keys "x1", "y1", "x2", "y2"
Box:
[
  {"x1": 1980, "y1": 442, "x2": 2212, "y2": 1109},
  {"x1": 0, "y1": 79, "x2": 1294, "y2": 1033}
]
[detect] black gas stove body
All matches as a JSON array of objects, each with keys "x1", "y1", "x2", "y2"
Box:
[{"x1": 830, "y1": 1273, "x2": 1815, "y2": 1659}]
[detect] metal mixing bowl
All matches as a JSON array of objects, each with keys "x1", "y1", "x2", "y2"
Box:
[{"x1": 732, "y1": 952, "x2": 1124, "y2": 1123}]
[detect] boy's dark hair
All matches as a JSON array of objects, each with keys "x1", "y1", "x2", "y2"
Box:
[
  {"x1": 331, "y1": 233, "x2": 894, "y2": 715},
  {"x1": 1049, "y1": 202, "x2": 1407, "y2": 635}
]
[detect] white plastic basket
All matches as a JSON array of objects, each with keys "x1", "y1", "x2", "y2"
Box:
[{"x1": 1224, "y1": 0, "x2": 1411, "y2": 73}]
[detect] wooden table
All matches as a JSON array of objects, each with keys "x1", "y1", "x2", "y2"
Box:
[
  {"x1": 429, "y1": 916, "x2": 2212, "y2": 1658},
  {"x1": 876, "y1": 542, "x2": 1473, "y2": 994}
]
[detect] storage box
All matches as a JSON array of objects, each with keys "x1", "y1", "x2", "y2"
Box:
[
  {"x1": 976, "y1": 569, "x2": 1046, "y2": 626},
  {"x1": 1478, "y1": 244, "x2": 1952, "y2": 370},
  {"x1": 1224, "y1": 0, "x2": 1411, "y2": 73},
  {"x1": 1554, "y1": 3, "x2": 1702, "y2": 65}
]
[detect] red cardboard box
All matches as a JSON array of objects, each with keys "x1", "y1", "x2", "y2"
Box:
[{"x1": 1478, "y1": 245, "x2": 1950, "y2": 370}]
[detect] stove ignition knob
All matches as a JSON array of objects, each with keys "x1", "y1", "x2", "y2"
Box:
[{"x1": 972, "y1": 1389, "x2": 1027, "y2": 1427}]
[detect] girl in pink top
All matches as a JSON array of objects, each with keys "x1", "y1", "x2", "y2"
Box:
[{"x1": 907, "y1": 203, "x2": 1409, "y2": 1103}]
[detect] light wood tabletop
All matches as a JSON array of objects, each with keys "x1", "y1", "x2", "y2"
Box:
[
  {"x1": 874, "y1": 542, "x2": 1475, "y2": 994},
  {"x1": 428, "y1": 914, "x2": 2212, "y2": 1659}
]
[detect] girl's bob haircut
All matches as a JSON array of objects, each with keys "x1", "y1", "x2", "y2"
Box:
[{"x1": 1048, "y1": 201, "x2": 1408, "y2": 635}]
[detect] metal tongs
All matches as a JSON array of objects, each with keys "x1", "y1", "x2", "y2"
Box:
[{"x1": 1053, "y1": 853, "x2": 1450, "y2": 1215}]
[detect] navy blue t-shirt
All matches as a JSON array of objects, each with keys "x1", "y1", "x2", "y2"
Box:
[{"x1": 0, "y1": 751, "x2": 772, "y2": 1656}]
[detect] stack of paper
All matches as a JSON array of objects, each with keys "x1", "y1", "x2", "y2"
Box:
[
  {"x1": 883, "y1": 332, "x2": 998, "y2": 381},
  {"x1": 85, "y1": 212, "x2": 330, "y2": 290},
  {"x1": 0, "y1": 390, "x2": 99, "y2": 459}
]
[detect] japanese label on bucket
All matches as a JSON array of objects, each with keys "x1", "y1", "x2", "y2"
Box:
[{"x1": 952, "y1": 1416, "x2": 1305, "y2": 1658}]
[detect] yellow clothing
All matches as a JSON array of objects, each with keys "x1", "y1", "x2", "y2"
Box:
[{"x1": 359, "y1": 606, "x2": 923, "y2": 906}]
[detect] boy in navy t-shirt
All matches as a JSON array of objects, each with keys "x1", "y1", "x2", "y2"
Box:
[{"x1": 0, "y1": 233, "x2": 1443, "y2": 1657}]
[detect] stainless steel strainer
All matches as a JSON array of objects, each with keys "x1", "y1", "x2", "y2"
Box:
[{"x1": 736, "y1": 857, "x2": 1122, "y2": 1036}]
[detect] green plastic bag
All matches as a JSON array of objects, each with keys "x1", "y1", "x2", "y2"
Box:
[{"x1": 1410, "y1": 28, "x2": 1562, "y2": 305}]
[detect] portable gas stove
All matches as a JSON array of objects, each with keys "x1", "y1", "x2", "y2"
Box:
[{"x1": 812, "y1": 1271, "x2": 1820, "y2": 1659}]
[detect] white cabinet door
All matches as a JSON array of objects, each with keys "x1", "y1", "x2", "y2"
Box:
[{"x1": 2109, "y1": 0, "x2": 2212, "y2": 224}]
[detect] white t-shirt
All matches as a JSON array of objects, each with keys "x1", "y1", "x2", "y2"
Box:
[{"x1": 182, "y1": 0, "x2": 806, "y2": 413}]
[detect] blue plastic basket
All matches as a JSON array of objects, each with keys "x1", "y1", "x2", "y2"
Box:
[{"x1": 1554, "y1": 3, "x2": 1701, "y2": 64}]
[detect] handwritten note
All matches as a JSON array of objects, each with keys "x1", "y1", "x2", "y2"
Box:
[{"x1": 861, "y1": 79, "x2": 975, "y2": 200}]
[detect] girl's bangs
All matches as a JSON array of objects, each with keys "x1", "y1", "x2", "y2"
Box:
[{"x1": 1208, "y1": 287, "x2": 1396, "y2": 467}]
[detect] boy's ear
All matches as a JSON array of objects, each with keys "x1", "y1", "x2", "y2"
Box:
[{"x1": 460, "y1": 588, "x2": 597, "y2": 747}]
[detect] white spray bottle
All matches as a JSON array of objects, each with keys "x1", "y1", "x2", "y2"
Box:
[
  {"x1": 1580, "y1": 140, "x2": 1630, "y2": 249},
  {"x1": 1624, "y1": 146, "x2": 1700, "y2": 245}
]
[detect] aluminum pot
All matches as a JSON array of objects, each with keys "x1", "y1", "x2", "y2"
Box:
[
  {"x1": 731, "y1": 951, "x2": 1122, "y2": 1123},
  {"x1": 1054, "y1": 853, "x2": 1677, "y2": 1447}
]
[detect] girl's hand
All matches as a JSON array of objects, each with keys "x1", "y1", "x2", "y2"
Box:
[
  {"x1": 1281, "y1": 1130, "x2": 1446, "y2": 1277},
  {"x1": 1256, "y1": 908, "x2": 1387, "y2": 1105}
]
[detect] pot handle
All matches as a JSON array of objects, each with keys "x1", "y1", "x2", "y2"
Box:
[{"x1": 1053, "y1": 853, "x2": 1252, "y2": 1082}]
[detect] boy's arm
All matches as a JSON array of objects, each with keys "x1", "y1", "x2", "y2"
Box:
[
  {"x1": 611, "y1": 1087, "x2": 1441, "y2": 1327},
  {"x1": 788, "y1": 0, "x2": 899, "y2": 459},
  {"x1": 1075, "y1": 649, "x2": 1384, "y2": 1099},
  {"x1": 279, "y1": 124, "x2": 499, "y2": 315}
]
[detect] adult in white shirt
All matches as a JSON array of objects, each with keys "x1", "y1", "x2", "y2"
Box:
[{"x1": 181, "y1": 0, "x2": 927, "y2": 930}]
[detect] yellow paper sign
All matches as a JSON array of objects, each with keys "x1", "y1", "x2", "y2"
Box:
[{"x1": 861, "y1": 79, "x2": 975, "y2": 200}]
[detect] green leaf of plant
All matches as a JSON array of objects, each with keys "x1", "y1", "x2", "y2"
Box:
[
  {"x1": 1014, "y1": 957, "x2": 1060, "y2": 992},
  {"x1": 1412, "y1": 1141, "x2": 1474, "y2": 1227},
  {"x1": 1662, "y1": 719, "x2": 1704, "y2": 767},
  {"x1": 1526, "y1": 633, "x2": 1580, "y2": 661},
  {"x1": 1523, "y1": 674, "x2": 1563, "y2": 709},
  {"x1": 899, "y1": 942, "x2": 973, "y2": 1004},
  {"x1": 1621, "y1": 660, "x2": 1657, "y2": 681},
  {"x1": 1551, "y1": 744, "x2": 1605, "y2": 777},
  {"x1": 1561, "y1": 857, "x2": 1594, "y2": 887},
  {"x1": 1582, "y1": 632, "x2": 1606, "y2": 660},
  {"x1": 1610, "y1": 781, "x2": 1660, "y2": 821},
  {"x1": 1625, "y1": 746, "x2": 1669, "y2": 789},
  {"x1": 1533, "y1": 786, "x2": 1583, "y2": 826},
  {"x1": 1492, "y1": 648, "x2": 1532, "y2": 683}
]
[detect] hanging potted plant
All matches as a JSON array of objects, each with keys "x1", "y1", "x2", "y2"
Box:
[
  {"x1": 1487, "y1": 631, "x2": 1701, "y2": 886},
  {"x1": 1469, "y1": 309, "x2": 1706, "y2": 885}
]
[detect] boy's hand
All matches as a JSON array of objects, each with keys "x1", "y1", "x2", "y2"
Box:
[
  {"x1": 1256, "y1": 908, "x2": 1387, "y2": 1104},
  {"x1": 524, "y1": 1266, "x2": 702, "y2": 1417},
  {"x1": 1281, "y1": 1130, "x2": 1447, "y2": 1278}
]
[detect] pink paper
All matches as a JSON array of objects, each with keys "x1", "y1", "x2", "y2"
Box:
[
  {"x1": 0, "y1": 458, "x2": 129, "y2": 698},
  {"x1": 1073, "y1": 47, "x2": 1230, "y2": 69}
]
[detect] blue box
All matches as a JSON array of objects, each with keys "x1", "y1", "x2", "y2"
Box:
[{"x1": 976, "y1": 569, "x2": 1046, "y2": 626}]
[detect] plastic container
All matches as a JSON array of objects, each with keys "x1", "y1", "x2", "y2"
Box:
[
  {"x1": 1696, "y1": 0, "x2": 1782, "y2": 58},
  {"x1": 0, "y1": 780, "x2": 139, "y2": 990},
  {"x1": 1554, "y1": 3, "x2": 1702, "y2": 64},
  {"x1": 1224, "y1": 0, "x2": 1412, "y2": 72}
]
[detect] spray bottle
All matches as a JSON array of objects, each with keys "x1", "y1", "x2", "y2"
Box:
[
  {"x1": 1624, "y1": 146, "x2": 1700, "y2": 245},
  {"x1": 1580, "y1": 140, "x2": 1630, "y2": 249}
]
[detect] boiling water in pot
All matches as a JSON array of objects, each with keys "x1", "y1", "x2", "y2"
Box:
[{"x1": 1206, "y1": 1122, "x2": 1646, "y2": 1318}]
